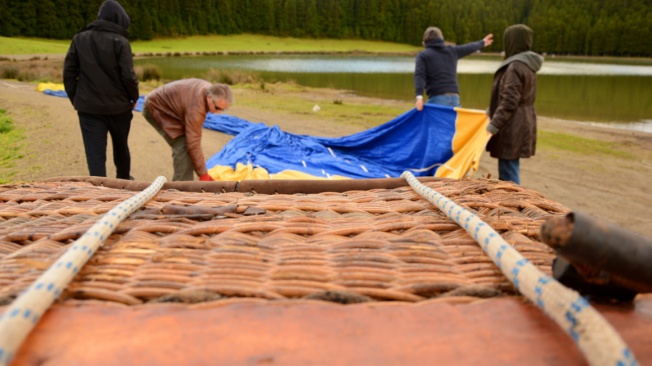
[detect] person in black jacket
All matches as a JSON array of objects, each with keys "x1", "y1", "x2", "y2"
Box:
[
  {"x1": 63, "y1": 0, "x2": 139, "y2": 180},
  {"x1": 414, "y1": 27, "x2": 493, "y2": 109}
]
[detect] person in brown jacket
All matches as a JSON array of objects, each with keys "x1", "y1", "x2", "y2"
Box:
[
  {"x1": 486, "y1": 24, "x2": 543, "y2": 185},
  {"x1": 142, "y1": 79, "x2": 234, "y2": 181}
]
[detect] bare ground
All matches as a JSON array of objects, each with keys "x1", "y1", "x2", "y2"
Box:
[{"x1": 1, "y1": 79, "x2": 651, "y2": 237}]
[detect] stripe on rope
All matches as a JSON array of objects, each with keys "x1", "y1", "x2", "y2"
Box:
[
  {"x1": 0, "y1": 176, "x2": 167, "y2": 366},
  {"x1": 401, "y1": 171, "x2": 637, "y2": 366}
]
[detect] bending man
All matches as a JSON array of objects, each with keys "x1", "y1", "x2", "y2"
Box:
[{"x1": 143, "y1": 79, "x2": 234, "y2": 181}]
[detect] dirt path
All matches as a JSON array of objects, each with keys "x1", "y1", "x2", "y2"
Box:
[{"x1": 1, "y1": 79, "x2": 651, "y2": 237}]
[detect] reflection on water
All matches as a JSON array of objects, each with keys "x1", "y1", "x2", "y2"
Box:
[
  {"x1": 535, "y1": 75, "x2": 652, "y2": 125},
  {"x1": 237, "y1": 56, "x2": 416, "y2": 73},
  {"x1": 140, "y1": 54, "x2": 652, "y2": 76},
  {"x1": 540, "y1": 62, "x2": 652, "y2": 76},
  {"x1": 135, "y1": 54, "x2": 652, "y2": 132},
  {"x1": 585, "y1": 120, "x2": 652, "y2": 134}
]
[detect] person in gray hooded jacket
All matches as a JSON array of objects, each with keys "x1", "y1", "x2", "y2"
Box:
[
  {"x1": 486, "y1": 24, "x2": 544, "y2": 185},
  {"x1": 63, "y1": 0, "x2": 139, "y2": 180}
]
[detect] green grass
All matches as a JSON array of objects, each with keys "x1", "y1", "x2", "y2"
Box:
[
  {"x1": 0, "y1": 110, "x2": 13, "y2": 133},
  {"x1": 0, "y1": 37, "x2": 71, "y2": 56},
  {"x1": 132, "y1": 34, "x2": 420, "y2": 54},
  {"x1": 538, "y1": 130, "x2": 635, "y2": 160},
  {"x1": 0, "y1": 109, "x2": 26, "y2": 184},
  {"x1": 1, "y1": 34, "x2": 421, "y2": 56},
  {"x1": 235, "y1": 82, "x2": 410, "y2": 130}
]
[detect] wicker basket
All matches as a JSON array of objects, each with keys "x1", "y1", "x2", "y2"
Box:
[{"x1": 0, "y1": 177, "x2": 569, "y2": 307}]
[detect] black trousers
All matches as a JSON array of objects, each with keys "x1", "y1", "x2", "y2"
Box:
[{"x1": 78, "y1": 111, "x2": 132, "y2": 179}]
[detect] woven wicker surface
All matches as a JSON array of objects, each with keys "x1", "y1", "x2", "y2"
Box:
[{"x1": 0, "y1": 178, "x2": 570, "y2": 306}]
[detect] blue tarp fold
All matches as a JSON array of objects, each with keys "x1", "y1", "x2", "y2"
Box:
[
  {"x1": 203, "y1": 104, "x2": 460, "y2": 179},
  {"x1": 39, "y1": 84, "x2": 487, "y2": 180}
]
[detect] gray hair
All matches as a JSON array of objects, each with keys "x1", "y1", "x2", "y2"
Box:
[
  {"x1": 207, "y1": 83, "x2": 234, "y2": 107},
  {"x1": 422, "y1": 27, "x2": 443, "y2": 46}
]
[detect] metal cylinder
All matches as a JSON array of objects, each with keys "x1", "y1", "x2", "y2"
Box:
[{"x1": 540, "y1": 211, "x2": 652, "y2": 291}]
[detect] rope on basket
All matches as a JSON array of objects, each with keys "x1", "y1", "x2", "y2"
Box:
[
  {"x1": 401, "y1": 171, "x2": 637, "y2": 366},
  {"x1": 0, "y1": 176, "x2": 167, "y2": 366}
]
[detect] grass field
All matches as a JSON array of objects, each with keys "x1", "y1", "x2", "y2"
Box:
[
  {"x1": 538, "y1": 130, "x2": 635, "y2": 160},
  {"x1": 0, "y1": 34, "x2": 420, "y2": 57},
  {"x1": 0, "y1": 109, "x2": 25, "y2": 184},
  {"x1": 132, "y1": 34, "x2": 421, "y2": 54},
  {"x1": 0, "y1": 37, "x2": 71, "y2": 56}
]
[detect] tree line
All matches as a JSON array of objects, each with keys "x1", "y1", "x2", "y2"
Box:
[{"x1": 1, "y1": 0, "x2": 650, "y2": 56}]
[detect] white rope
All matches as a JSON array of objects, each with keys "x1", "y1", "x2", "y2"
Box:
[
  {"x1": 0, "y1": 176, "x2": 167, "y2": 365},
  {"x1": 401, "y1": 172, "x2": 637, "y2": 366}
]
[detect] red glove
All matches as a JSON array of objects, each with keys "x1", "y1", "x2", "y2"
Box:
[{"x1": 199, "y1": 173, "x2": 214, "y2": 181}]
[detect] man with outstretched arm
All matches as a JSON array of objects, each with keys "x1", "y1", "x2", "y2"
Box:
[
  {"x1": 142, "y1": 79, "x2": 234, "y2": 181},
  {"x1": 415, "y1": 27, "x2": 493, "y2": 109}
]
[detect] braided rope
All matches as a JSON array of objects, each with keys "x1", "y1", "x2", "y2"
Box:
[
  {"x1": 401, "y1": 172, "x2": 637, "y2": 366},
  {"x1": 0, "y1": 176, "x2": 167, "y2": 365}
]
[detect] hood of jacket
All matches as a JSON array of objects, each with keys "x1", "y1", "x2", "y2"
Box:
[
  {"x1": 424, "y1": 38, "x2": 446, "y2": 49},
  {"x1": 499, "y1": 24, "x2": 543, "y2": 73},
  {"x1": 97, "y1": 0, "x2": 130, "y2": 30},
  {"x1": 499, "y1": 51, "x2": 543, "y2": 73},
  {"x1": 81, "y1": 19, "x2": 129, "y2": 38},
  {"x1": 504, "y1": 24, "x2": 533, "y2": 58}
]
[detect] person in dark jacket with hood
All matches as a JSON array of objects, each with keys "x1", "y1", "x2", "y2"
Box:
[
  {"x1": 63, "y1": 0, "x2": 139, "y2": 180},
  {"x1": 415, "y1": 27, "x2": 493, "y2": 109},
  {"x1": 486, "y1": 24, "x2": 544, "y2": 185}
]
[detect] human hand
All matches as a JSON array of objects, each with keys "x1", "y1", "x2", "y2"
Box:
[
  {"x1": 199, "y1": 173, "x2": 214, "y2": 181},
  {"x1": 484, "y1": 34, "x2": 494, "y2": 47},
  {"x1": 415, "y1": 97, "x2": 424, "y2": 111},
  {"x1": 133, "y1": 101, "x2": 138, "y2": 110}
]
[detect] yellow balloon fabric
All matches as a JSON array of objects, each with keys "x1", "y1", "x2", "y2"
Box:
[
  {"x1": 36, "y1": 82, "x2": 65, "y2": 92},
  {"x1": 435, "y1": 107, "x2": 490, "y2": 179},
  {"x1": 208, "y1": 163, "x2": 349, "y2": 181}
]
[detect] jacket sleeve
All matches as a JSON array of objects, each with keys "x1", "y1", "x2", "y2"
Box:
[
  {"x1": 489, "y1": 64, "x2": 524, "y2": 133},
  {"x1": 184, "y1": 106, "x2": 208, "y2": 176},
  {"x1": 414, "y1": 53, "x2": 426, "y2": 96},
  {"x1": 454, "y1": 40, "x2": 485, "y2": 59},
  {"x1": 115, "y1": 38, "x2": 139, "y2": 103},
  {"x1": 63, "y1": 41, "x2": 79, "y2": 105}
]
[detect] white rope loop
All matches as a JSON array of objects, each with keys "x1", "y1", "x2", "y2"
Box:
[
  {"x1": 401, "y1": 172, "x2": 637, "y2": 366},
  {"x1": 0, "y1": 176, "x2": 167, "y2": 365}
]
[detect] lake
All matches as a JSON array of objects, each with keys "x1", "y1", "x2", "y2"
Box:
[{"x1": 135, "y1": 54, "x2": 652, "y2": 132}]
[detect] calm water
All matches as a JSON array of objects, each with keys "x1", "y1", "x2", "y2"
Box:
[{"x1": 135, "y1": 54, "x2": 652, "y2": 132}]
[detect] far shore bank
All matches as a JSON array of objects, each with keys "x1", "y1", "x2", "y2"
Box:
[
  {"x1": 4, "y1": 51, "x2": 652, "y2": 65},
  {"x1": 1, "y1": 49, "x2": 481, "y2": 61},
  {"x1": 2, "y1": 33, "x2": 650, "y2": 69}
]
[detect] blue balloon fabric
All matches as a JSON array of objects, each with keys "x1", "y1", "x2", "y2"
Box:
[
  {"x1": 39, "y1": 85, "x2": 485, "y2": 179},
  {"x1": 43, "y1": 89, "x2": 68, "y2": 98},
  {"x1": 203, "y1": 104, "x2": 459, "y2": 179},
  {"x1": 41, "y1": 86, "x2": 147, "y2": 111}
]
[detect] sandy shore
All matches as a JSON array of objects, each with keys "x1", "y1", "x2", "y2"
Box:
[{"x1": 1, "y1": 79, "x2": 651, "y2": 237}]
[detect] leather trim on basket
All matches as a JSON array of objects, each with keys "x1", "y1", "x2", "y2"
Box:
[{"x1": 43, "y1": 176, "x2": 448, "y2": 194}]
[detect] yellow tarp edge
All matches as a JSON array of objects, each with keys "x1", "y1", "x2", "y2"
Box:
[{"x1": 435, "y1": 108, "x2": 490, "y2": 179}]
